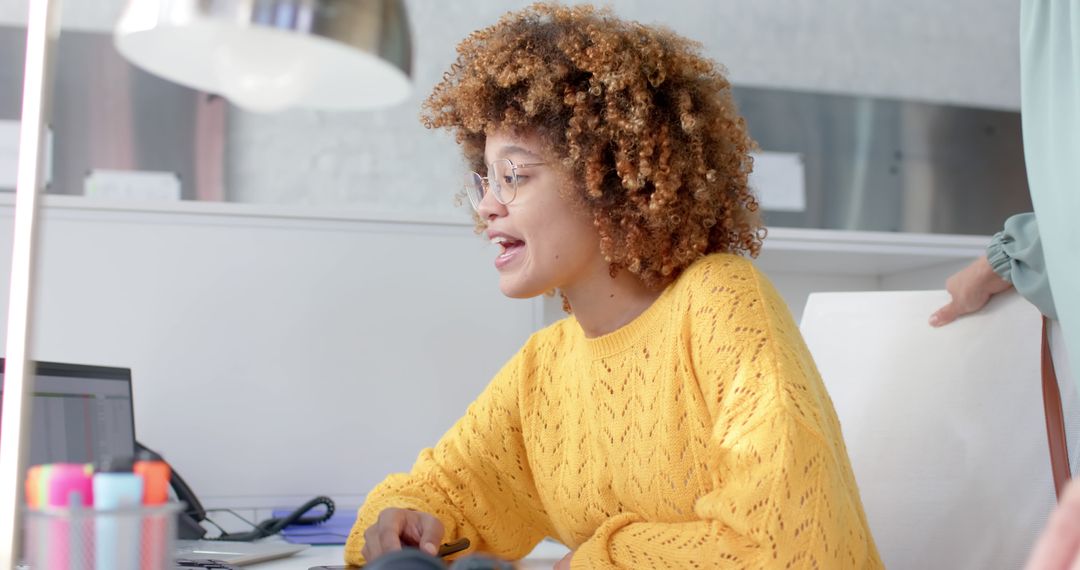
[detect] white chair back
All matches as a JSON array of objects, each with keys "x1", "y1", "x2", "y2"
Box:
[{"x1": 800, "y1": 290, "x2": 1066, "y2": 570}]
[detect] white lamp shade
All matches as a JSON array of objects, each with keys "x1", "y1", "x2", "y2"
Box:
[{"x1": 114, "y1": 0, "x2": 413, "y2": 112}]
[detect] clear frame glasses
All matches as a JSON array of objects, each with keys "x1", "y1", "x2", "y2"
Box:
[{"x1": 463, "y1": 158, "x2": 546, "y2": 212}]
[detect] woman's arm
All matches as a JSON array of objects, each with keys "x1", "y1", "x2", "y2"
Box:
[
  {"x1": 569, "y1": 410, "x2": 865, "y2": 569},
  {"x1": 931, "y1": 212, "x2": 1056, "y2": 326},
  {"x1": 987, "y1": 213, "x2": 1056, "y2": 318},
  {"x1": 344, "y1": 346, "x2": 550, "y2": 566}
]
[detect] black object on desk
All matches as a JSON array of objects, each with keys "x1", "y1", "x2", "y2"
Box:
[
  {"x1": 175, "y1": 558, "x2": 242, "y2": 570},
  {"x1": 309, "y1": 539, "x2": 513, "y2": 570},
  {"x1": 307, "y1": 549, "x2": 442, "y2": 570}
]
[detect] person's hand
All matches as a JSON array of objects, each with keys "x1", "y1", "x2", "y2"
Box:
[
  {"x1": 553, "y1": 551, "x2": 573, "y2": 570},
  {"x1": 1026, "y1": 479, "x2": 1080, "y2": 569},
  {"x1": 929, "y1": 255, "x2": 1012, "y2": 327},
  {"x1": 361, "y1": 508, "x2": 445, "y2": 562}
]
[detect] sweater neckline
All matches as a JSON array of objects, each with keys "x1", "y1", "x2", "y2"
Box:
[{"x1": 572, "y1": 281, "x2": 677, "y2": 359}]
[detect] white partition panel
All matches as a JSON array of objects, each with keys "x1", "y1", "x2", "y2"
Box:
[
  {"x1": 0, "y1": 198, "x2": 540, "y2": 508},
  {"x1": 0, "y1": 196, "x2": 992, "y2": 513}
]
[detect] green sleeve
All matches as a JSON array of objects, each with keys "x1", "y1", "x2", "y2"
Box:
[{"x1": 986, "y1": 212, "x2": 1057, "y2": 319}]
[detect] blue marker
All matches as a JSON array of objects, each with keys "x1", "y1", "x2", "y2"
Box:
[{"x1": 93, "y1": 456, "x2": 144, "y2": 570}]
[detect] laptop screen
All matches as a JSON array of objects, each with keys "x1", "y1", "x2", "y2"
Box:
[{"x1": 0, "y1": 359, "x2": 135, "y2": 465}]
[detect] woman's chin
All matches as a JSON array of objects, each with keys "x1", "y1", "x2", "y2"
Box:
[{"x1": 498, "y1": 276, "x2": 546, "y2": 299}]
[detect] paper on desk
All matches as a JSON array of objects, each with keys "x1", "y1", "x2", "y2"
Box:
[
  {"x1": 801, "y1": 290, "x2": 1070, "y2": 570},
  {"x1": 273, "y1": 508, "x2": 355, "y2": 545}
]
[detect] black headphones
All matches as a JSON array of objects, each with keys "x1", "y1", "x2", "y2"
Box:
[
  {"x1": 364, "y1": 550, "x2": 515, "y2": 570},
  {"x1": 214, "y1": 495, "x2": 336, "y2": 542}
]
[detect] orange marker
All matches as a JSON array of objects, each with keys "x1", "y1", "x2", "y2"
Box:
[
  {"x1": 134, "y1": 450, "x2": 172, "y2": 569},
  {"x1": 25, "y1": 465, "x2": 42, "y2": 508},
  {"x1": 133, "y1": 456, "x2": 170, "y2": 505}
]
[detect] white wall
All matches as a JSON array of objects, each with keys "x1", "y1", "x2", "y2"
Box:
[{"x1": 0, "y1": 198, "x2": 540, "y2": 508}]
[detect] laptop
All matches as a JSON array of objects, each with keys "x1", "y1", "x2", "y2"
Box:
[
  {"x1": 0, "y1": 360, "x2": 137, "y2": 467},
  {"x1": 173, "y1": 540, "x2": 307, "y2": 565},
  {"x1": 0, "y1": 359, "x2": 307, "y2": 566}
]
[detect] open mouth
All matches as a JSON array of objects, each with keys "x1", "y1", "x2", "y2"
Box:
[
  {"x1": 491, "y1": 235, "x2": 525, "y2": 254},
  {"x1": 490, "y1": 234, "x2": 525, "y2": 269}
]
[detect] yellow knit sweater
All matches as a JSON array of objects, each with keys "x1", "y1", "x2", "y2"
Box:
[{"x1": 346, "y1": 254, "x2": 883, "y2": 569}]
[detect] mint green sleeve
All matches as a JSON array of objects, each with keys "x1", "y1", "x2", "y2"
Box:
[
  {"x1": 1019, "y1": 0, "x2": 1080, "y2": 395},
  {"x1": 985, "y1": 212, "x2": 1057, "y2": 319}
]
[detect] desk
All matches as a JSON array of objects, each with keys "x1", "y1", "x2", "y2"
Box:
[{"x1": 248, "y1": 541, "x2": 568, "y2": 570}]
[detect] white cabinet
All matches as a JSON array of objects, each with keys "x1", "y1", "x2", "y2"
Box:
[{"x1": 758, "y1": 227, "x2": 985, "y2": 322}]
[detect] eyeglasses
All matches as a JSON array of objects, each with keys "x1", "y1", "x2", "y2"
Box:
[{"x1": 463, "y1": 158, "x2": 546, "y2": 212}]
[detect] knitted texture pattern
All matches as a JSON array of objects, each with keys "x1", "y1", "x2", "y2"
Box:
[{"x1": 346, "y1": 254, "x2": 883, "y2": 569}]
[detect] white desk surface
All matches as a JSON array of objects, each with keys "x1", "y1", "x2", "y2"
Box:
[{"x1": 248, "y1": 541, "x2": 567, "y2": 569}]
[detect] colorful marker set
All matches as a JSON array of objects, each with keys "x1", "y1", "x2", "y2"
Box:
[{"x1": 23, "y1": 453, "x2": 179, "y2": 570}]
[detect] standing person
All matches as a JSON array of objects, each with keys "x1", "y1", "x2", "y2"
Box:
[
  {"x1": 930, "y1": 1, "x2": 1079, "y2": 568},
  {"x1": 1017, "y1": 0, "x2": 1080, "y2": 393},
  {"x1": 1015, "y1": 0, "x2": 1080, "y2": 568},
  {"x1": 346, "y1": 4, "x2": 882, "y2": 568}
]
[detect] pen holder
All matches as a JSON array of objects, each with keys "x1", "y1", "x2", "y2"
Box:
[{"x1": 24, "y1": 503, "x2": 181, "y2": 570}]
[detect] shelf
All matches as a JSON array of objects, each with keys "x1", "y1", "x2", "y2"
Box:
[
  {"x1": 758, "y1": 227, "x2": 986, "y2": 276},
  {"x1": 0, "y1": 194, "x2": 988, "y2": 277}
]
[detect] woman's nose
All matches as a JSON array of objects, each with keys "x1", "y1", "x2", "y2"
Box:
[{"x1": 476, "y1": 184, "x2": 507, "y2": 220}]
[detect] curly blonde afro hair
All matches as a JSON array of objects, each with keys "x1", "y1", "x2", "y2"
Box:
[{"x1": 422, "y1": 2, "x2": 764, "y2": 290}]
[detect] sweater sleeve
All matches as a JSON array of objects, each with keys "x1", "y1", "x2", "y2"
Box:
[
  {"x1": 571, "y1": 413, "x2": 856, "y2": 569},
  {"x1": 572, "y1": 259, "x2": 879, "y2": 569},
  {"x1": 344, "y1": 344, "x2": 550, "y2": 566},
  {"x1": 986, "y1": 212, "x2": 1057, "y2": 319}
]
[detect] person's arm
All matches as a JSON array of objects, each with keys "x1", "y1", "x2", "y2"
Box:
[
  {"x1": 570, "y1": 264, "x2": 877, "y2": 569},
  {"x1": 931, "y1": 212, "x2": 1056, "y2": 326},
  {"x1": 344, "y1": 345, "x2": 550, "y2": 566},
  {"x1": 1026, "y1": 478, "x2": 1080, "y2": 570},
  {"x1": 928, "y1": 256, "x2": 1013, "y2": 326},
  {"x1": 569, "y1": 413, "x2": 853, "y2": 568},
  {"x1": 989, "y1": 212, "x2": 1056, "y2": 319}
]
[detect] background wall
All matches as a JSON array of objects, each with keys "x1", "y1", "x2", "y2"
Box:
[
  {"x1": 0, "y1": 198, "x2": 540, "y2": 509},
  {"x1": 0, "y1": 0, "x2": 1022, "y2": 218}
]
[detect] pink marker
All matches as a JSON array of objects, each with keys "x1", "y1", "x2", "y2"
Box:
[{"x1": 46, "y1": 464, "x2": 93, "y2": 570}]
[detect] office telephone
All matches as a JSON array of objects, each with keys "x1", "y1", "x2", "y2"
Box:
[{"x1": 135, "y1": 442, "x2": 335, "y2": 540}]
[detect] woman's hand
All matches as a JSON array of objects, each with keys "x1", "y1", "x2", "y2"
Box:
[
  {"x1": 929, "y1": 256, "x2": 1012, "y2": 327},
  {"x1": 1026, "y1": 479, "x2": 1080, "y2": 569},
  {"x1": 553, "y1": 551, "x2": 574, "y2": 570},
  {"x1": 360, "y1": 508, "x2": 445, "y2": 562}
]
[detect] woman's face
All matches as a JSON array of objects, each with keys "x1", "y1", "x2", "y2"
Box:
[{"x1": 478, "y1": 130, "x2": 604, "y2": 299}]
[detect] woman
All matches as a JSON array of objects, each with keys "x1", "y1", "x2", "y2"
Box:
[{"x1": 346, "y1": 4, "x2": 882, "y2": 568}]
